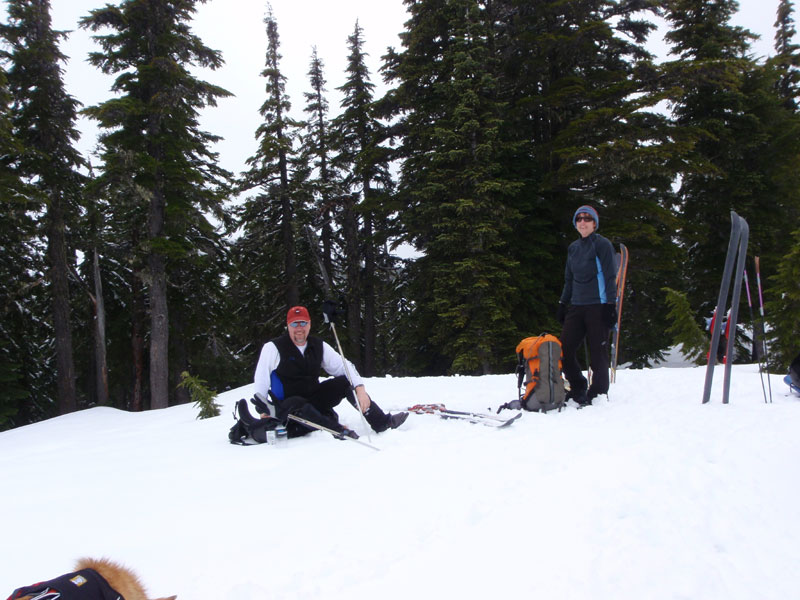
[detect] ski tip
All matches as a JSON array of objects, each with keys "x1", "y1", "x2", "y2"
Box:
[{"x1": 495, "y1": 412, "x2": 522, "y2": 428}]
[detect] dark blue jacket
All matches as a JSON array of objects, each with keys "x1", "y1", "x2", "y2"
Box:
[{"x1": 560, "y1": 232, "x2": 617, "y2": 306}]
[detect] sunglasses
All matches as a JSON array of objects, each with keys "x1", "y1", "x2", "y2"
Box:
[
  {"x1": 289, "y1": 321, "x2": 309, "y2": 328},
  {"x1": 575, "y1": 215, "x2": 595, "y2": 223}
]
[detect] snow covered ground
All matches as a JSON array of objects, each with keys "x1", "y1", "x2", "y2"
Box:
[{"x1": 2, "y1": 364, "x2": 798, "y2": 600}]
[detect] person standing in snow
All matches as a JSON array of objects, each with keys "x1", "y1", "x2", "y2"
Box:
[
  {"x1": 557, "y1": 205, "x2": 617, "y2": 406},
  {"x1": 250, "y1": 305, "x2": 408, "y2": 437}
]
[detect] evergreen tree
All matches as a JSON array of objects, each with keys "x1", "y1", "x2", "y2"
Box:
[
  {"x1": 0, "y1": 65, "x2": 48, "y2": 429},
  {"x1": 302, "y1": 47, "x2": 339, "y2": 287},
  {"x1": 178, "y1": 370, "x2": 220, "y2": 419},
  {"x1": 242, "y1": 9, "x2": 304, "y2": 306},
  {"x1": 768, "y1": 226, "x2": 800, "y2": 368},
  {"x1": 385, "y1": 0, "x2": 679, "y2": 371},
  {"x1": 773, "y1": 0, "x2": 800, "y2": 108},
  {"x1": 1, "y1": 0, "x2": 86, "y2": 415},
  {"x1": 494, "y1": 0, "x2": 682, "y2": 367},
  {"x1": 232, "y1": 9, "x2": 307, "y2": 357},
  {"x1": 331, "y1": 21, "x2": 395, "y2": 374},
  {"x1": 767, "y1": 0, "x2": 800, "y2": 368},
  {"x1": 738, "y1": 63, "x2": 800, "y2": 365},
  {"x1": 665, "y1": 0, "x2": 800, "y2": 364},
  {"x1": 663, "y1": 0, "x2": 758, "y2": 318},
  {"x1": 82, "y1": 158, "x2": 151, "y2": 411},
  {"x1": 386, "y1": 0, "x2": 521, "y2": 374},
  {"x1": 662, "y1": 287, "x2": 708, "y2": 364},
  {"x1": 81, "y1": 0, "x2": 232, "y2": 409}
]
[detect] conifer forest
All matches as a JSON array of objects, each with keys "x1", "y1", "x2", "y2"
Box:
[{"x1": 1, "y1": 0, "x2": 799, "y2": 429}]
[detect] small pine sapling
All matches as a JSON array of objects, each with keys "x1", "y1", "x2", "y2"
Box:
[
  {"x1": 662, "y1": 287, "x2": 709, "y2": 365},
  {"x1": 178, "y1": 371, "x2": 220, "y2": 419}
]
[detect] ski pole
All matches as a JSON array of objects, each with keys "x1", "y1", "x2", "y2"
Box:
[
  {"x1": 304, "y1": 224, "x2": 376, "y2": 433},
  {"x1": 754, "y1": 257, "x2": 773, "y2": 403},
  {"x1": 744, "y1": 270, "x2": 768, "y2": 404},
  {"x1": 323, "y1": 304, "x2": 373, "y2": 440}
]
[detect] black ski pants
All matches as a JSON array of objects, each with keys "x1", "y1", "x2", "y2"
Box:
[
  {"x1": 283, "y1": 375, "x2": 390, "y2": 435},
  {"x1": 560, "y1": 304, "x2": 611, "y2": 399}
]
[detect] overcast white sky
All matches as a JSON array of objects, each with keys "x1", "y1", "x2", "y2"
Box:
[{"x1": 35, "y1": 0, "x2": 786, "y2": 174}]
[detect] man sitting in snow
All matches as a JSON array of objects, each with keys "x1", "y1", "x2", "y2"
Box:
[{"x1": 247, "y1": 305, "x2": 408, "y2": 438}]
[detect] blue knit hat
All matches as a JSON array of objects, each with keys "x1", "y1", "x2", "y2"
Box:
[{"x1": 573, "y1": 205, "x2": 599, "y2": 230}]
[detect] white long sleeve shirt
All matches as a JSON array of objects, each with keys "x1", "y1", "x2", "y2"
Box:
[{"x1": 253, "y1": 338, "x2": 364, "y2": 401}]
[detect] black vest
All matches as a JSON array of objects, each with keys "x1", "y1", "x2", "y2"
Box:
[
  {"x1": 272, "y1": 333, "x2": 324, "y2": 399},
  {"x1": 9, "y1": 569, "x2": 121, "y2": 600}
]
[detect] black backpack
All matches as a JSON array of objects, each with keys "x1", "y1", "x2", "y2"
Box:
[{"x1": 228, "y1": 399, "x2": 279, "y2": 445}]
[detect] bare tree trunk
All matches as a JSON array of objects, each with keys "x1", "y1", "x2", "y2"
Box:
[
  {"x1": 362, "y1": 209, "x2": 375, "y2": 376},
  {"x1": 343, "y1": 196, "x2": 361, "y2": 367},
  {"x1": 93, "y1": 250, "x2": 108, "y2": 406},
  {"x1": 752, "y1": 318, "x2": 765, "y2": 363},
  {"x1": 322, "y1": 215, "x2": 334, "y2": 289},
  {"x1": 279, "y1": 135, "x2": 299, "y2": 307},
  {"x1": 131, "y1": 271, "x2": 146, "y2": 412},
  {"x1": 281, "y1": 187, "x2": 299, "y2": 307},
  {"x1": 148, "y1": 187, "x2": 169, "y2": 410},
  {"x1": 47, "y1": 197, "x2": 77, "y2": 414}
]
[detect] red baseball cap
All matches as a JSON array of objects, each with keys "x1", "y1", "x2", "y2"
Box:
[{"x1": 287, "y1": 306, "x2": 311, "y2": 325}]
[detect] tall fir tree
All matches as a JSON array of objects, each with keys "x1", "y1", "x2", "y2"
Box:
[
  {"x1": 0, "y1": 64, "x2": 48, "y2": 429},
  {"x1": 496, "y1": 0, "x2": 682, "y2": 367},
  {"x1": 773, "y1": 0, "x2": 800, "y2": 109},
  {"x1": 665, "y1": 0, "x2": 800, "y2": 364},
  {"x1": 1, "y1": 0, "x2": 86, "y2": 415},
  {"x1": 81, "y1": 0, "x2": 232, "y2": 409},
  {"x1": 386, "y1": 0, "x2": 522, "y2": 374},
  {"x1": 384, "y1": 0, "x2": 681, "y2": 371},
  {"x1": 663, "y1": 0, "x2": 758, "y2": 318},
  {"x1": 232, "y1": 9, "x2": 307, "y2": 357},
  {"x1": 767, "y1": 0, "x2": 800, "y2": 368},
  {"x1": 331, "y1": 21, "x2": 395, "y2": 374},
  {"x1": 302, "y1": 47, "x2": 340, "y2": 287},
  {"x1": 768, "y1": 226, "x2": 800, "y2": 368},
  {"x1": 738, "y1": 62, "x2": 800, "y2": 366},
  {"x1": 82, "y1": 155, "x2": 151, "y2": 411}
]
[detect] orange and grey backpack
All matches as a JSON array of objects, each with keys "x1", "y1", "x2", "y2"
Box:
[{"x1": 515, "y1": 334, "x2": 566, "y2": 412}]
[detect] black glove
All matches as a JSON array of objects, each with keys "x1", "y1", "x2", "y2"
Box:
[
  {"x1": 556, "y1": 303, "x2": 567, "y2": 325},
  {"x1": 251, "y1": 395, "x2": 271, "y2": 416},
  {"x1": 602, "y1": 303, "x2": 617, "y2": 329},
  {"x1": 255, "y1": 394, "x2": 312, "y2": 425},
  {"x1": 322, "y1": 299, "x2": 339, "y2": 324}
]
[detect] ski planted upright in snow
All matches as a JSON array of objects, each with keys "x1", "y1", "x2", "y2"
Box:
[
  {"x1": 610, "y1": 243, "x2": 629, "y2": 383},
  {"x1": 702, "y1": 211, "x2": 749, "y2": 404},
  {"x1": 407, "y1": 404, "x2": 521, "y2": 428}
]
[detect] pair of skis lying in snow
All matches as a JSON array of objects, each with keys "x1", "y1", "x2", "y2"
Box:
[
  {"x1": 406, "y1": 403, "x2": 521, "y2": 428},
  {"x1": 275, "y1": 404, "x2": 523, "y2": 451}
]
